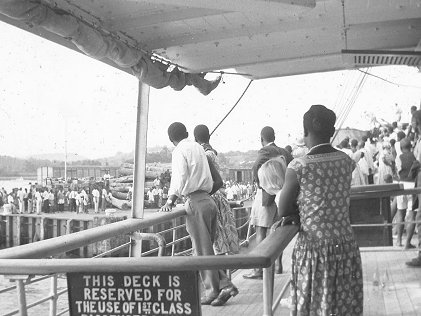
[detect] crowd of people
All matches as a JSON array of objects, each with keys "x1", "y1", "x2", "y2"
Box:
[
  {"x1": 1, "y1": 183, "x2": 111, "y2": 215},
  {"x1": 224, "y1": 181, "x2": 254, "y2": 201},
  {"x1": 329, "y1": 105, "x2": 421, "y2": 253}
]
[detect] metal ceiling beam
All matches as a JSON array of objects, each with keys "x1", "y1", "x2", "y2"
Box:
[
  {"x1": 131, "y1": 0, "x2": 315, "y2": 15},
  {"x1": 104, "y1": 7, "x2": 226, "y2": 29},
  {"x1": 145, "y1": 15, "x2": 420, "y2": 51},
  {"x1": 151, "y1": 18, "x2": 420, "y2": 72},
  {"x1": 145, "y1": 14, "x2": 341, "y2": 50}
]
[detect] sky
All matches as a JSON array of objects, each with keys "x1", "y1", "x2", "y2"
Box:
[{"x1": 0, "y1": 21, "x2": 420, "y2": 159}]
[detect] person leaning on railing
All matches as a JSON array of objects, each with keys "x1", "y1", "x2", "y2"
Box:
[
  {"x1": 160, "y1": 122, "x2": 238, "y2": 307},
  {"x1": 243, "y1": 126, "x2": 293, "y2": 279},
  {"x1": 193, "y1": 124, "x2": 240, "y2": 306},
  {"x1": 276, "y1": 105, "x2": 364, "y2": 315}
]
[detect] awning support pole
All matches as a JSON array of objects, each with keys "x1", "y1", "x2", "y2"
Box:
[{"x1": 130, "y1": 82, "x2": 150, "y2": 257}]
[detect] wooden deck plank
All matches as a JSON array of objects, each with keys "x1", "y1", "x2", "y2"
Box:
[
  {"x1": 362, "y1": 249, "x2": 372, "y2": 316},
  {"x1": 402, "y1": 250, "x2": 421, "y2": 316},
  {"x1": 362, "y1": 248, "x2": 385, "y2": 315},
  {"x1": 202, "y1": 237, "x2": 295, "y2": 316},
  {"x1": 361, "y1": 247, "x2": 421, "y2": 316},
  {"x1": 382, "y1": 251, "x2": 404, "y2": 316},
  {"x1": 387, "y1": 248, "x2": 416, "y2": 315}
]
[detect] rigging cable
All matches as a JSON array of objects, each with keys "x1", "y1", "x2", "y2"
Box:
[
  {"x1": 336, "y1": 70, "x2": 367, "y2": 128},
  {"x1": 334, "y1": 71, "x2": 355, "y2": 125},
  {"x1": 334, "y1": 70, "x2": 369, "y2": 141},
  {"x1": 333, "y1": 71, "x2": 353, "y2": 113},
  {"x1": 331, "y1": 69, "x2": 370, "y2": 143},
  {"x1": 357, "y1": 69, "x2": 421, "y2": 89},
  {"x1": 210, "y1": 79, "x2": 254, "y2": 136},
  {"x1": 337, "y1": 70, "x2": 369, "y2": 130}
]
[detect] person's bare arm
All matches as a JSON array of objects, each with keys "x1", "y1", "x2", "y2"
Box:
[{"x1": 276, "y1": 168, "x2": 299, "y2": 218}]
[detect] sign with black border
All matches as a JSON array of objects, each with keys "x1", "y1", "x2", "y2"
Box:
[{"x1": 67, "y1": 271, "x2": 200, "y2": 316}]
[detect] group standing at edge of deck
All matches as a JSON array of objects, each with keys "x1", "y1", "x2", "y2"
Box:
[{"x1": 160, "y1": 104, "x2": 421, "y2": 314}]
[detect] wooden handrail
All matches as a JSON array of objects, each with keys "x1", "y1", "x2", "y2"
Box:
[
  {"x1": 0, "y1": 225, "x2": 298, "y2": 274},
  {"x1": 350, "y1": 188, "x2": 421, "y2": 200},
  {"x1": 0, "y1": 208, "x2": 187, "y2": 259}
]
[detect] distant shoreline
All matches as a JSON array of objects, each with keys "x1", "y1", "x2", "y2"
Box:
[{"x1": 0, "y1": 176, "x2": 37, "y2": 180}]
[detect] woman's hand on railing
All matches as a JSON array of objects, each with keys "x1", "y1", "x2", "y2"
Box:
[{"x1": 271, "y1": 214, "x2": 300, "y2": 232}]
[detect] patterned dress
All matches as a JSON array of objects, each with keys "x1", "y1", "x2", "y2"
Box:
[
  {"x1": 288, "y1": 151, "x2": 363, "y2": 316},
  {"x1": 202, "y1": 143, "x2": 240, "y2": 255}
]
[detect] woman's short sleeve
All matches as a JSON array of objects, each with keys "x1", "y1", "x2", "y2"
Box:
[{"x1": 288, "y1": 158, "x2": 303, "y2": 182}]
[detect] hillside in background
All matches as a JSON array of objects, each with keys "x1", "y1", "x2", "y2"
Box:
[
  {"x1": 28, "y1": 153, "x2": 89, "y2": 162},
  {"x1": 0, "y1": 147, "x2": 257, "y2": 177},
  {"x1": 219, "y1": 150, "x2": 258, "y2": 169}
]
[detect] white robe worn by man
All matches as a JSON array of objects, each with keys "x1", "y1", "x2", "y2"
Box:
[{"x1": 92, "y1": 188, "x2": 100, "y2": 213}]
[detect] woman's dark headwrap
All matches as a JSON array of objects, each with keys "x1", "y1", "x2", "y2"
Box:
[
  {"x1": 194, "y1": 124, "x2": 217, "y2": 155},
  {"x1": 303, "y1": 105, "x2": 336, "y2": 138}
]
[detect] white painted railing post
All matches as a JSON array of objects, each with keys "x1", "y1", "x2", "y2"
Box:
[
  {"x1": 49, "y1": 274, "x2": 58, "y2": 316},
  {"x1": 130, "y1": 82, "x2": 150, "y2": 257},
  {"x1": 262, "y1": 264, "x2": 274, "y2": 316},
  {"x1": 171, "y1": 222, "x2": 177, "y2": 256},
  {"x1": 16, "y1": 278, "x2": 28, "y2": 316}
]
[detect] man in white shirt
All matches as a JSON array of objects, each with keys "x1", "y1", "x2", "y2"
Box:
[
  {"x1": 69, "y1": 189, "x2": 77, "y2": 212},
  {"x1": 7, "y1": 194, "x2": 14, "y2": 205},
  {"x1": 103, "y1": 171, "x2": 111, "y2": 187},
  {"x1": 101, "y1": 188, "x2": 108, "y2": 211},
  {"x1": 81, "y1": 189, "x2": 88, "y2": 213},
  {"x1": 153, "y1": 177, "x2": 160, "y2": 187},
  {"x1": 226, "y1": 185, "x2": 234, "y2": 200},
  {"x1": 17, "y1": 188, "x2": 24, "y2": 214},
  {"x1": 147, "y1": 188, "x2": 155, "y2": 205},
  {"x1": 92, "y1": 188, "x2": 100, "y2": 213},
  {"x1": 35, "y1": 189, "x2": 42, "y2": 215},
  {"x1": 160, "y1": 122, "x2": 234, "y2": 306},
  {"x1": 152, "y1": 186, "x2": 159, "y2": 207},
  {"x1": 157, "y1": 186, "x2": 163, "y2": 207},
  {"x1": 42, "y1": 189, "x2": 50, "y2": 213}
]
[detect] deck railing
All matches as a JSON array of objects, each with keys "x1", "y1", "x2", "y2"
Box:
[
  {"x1": 0, "y1": 205, "x2": 288, "y2": 316},
  {"x1": 2, "y1": 184, "x2": 418, "y2": 316}
]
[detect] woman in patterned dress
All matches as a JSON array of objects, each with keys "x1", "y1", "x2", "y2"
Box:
[
  {"x1": 277, "y1": 105, "x2": 363, "y2": 315},
  {"x1": 194, "y1": 124, "x2": 240, "y2": 306}
]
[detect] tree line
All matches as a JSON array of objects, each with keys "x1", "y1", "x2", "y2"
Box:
[{"x1": 0, "y1": 148, "x2": 259, "y2": 177}]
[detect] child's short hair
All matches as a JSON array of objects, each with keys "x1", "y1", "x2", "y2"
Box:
[
  {"x1": 383, "y1": 174, "x2": 393, "y2": 184},
  {"x1": 258, "y1": 157, "x2": 287, "y2": 195},
  {"x1": 400, "y1": 138, "x2": 411, "y2": 151}
]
